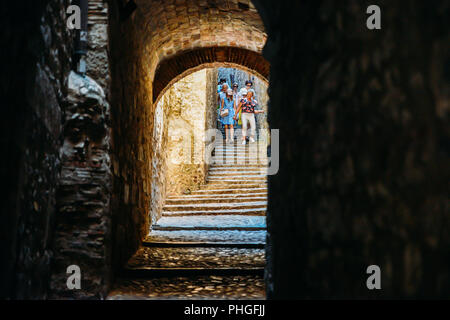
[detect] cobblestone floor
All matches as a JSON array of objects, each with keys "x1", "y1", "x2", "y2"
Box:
[
  {"x1": 108, "y1": 276, "x2": 265, "y2": 300},
  {"x1": 127, "y1": 247, "x2": 265, "y2": 269}
]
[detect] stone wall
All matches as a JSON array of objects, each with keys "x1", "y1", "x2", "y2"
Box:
[
  {"x1": 149, "y1": 68, "x2": 217, "y2": 223},
  {"x1": 255, "y1": 0, "x2": 450, "y2": 298},
  {"x1": 87, "y1": 0, "x2": 110, "y2": 97},
  {"x1": 166, "y1": 70, "x2": 206, "y2": 195},
  {"x1": 206, "y1": 68, "x2": 219, "y2": 132},
  {"x1": 108, "y1": 0, "x2": 153, "y2": 276},
  {"x1": 159, "y1": 69, "x2": 216, "y2": 197},
  {"x1": 44, "y1": 0, "x2": 114, "y2": 300},
  {"x1": 0, "y1": 0, "x2": 72, "y2": 299},
  {"x1": 150, "y1": 95, "x2": 170, "y2": 224},
  {"x1": 49, "y1": 72, "x2": 111, "y2": 299}
]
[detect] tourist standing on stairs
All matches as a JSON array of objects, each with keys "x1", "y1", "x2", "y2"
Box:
[
  {"x1": 217, "y1": 78, "x2": 226, "y2": 95},
  {"x1": 244, "y1": 80, "x2": 259, "y2": 133},
  {"x1": 245, "y1": 80, "x2": 255, "y2": 98},
  {"x1": 236, "y1": 87, "x2": 248, "y2": 128},
  {"x1": 219, "y1": 83, "x2": 229, "y2": 103},
  {"x1": 217, "y1": 78, "x2": 227, "y2": 113},
  {"x1": 220, "y1": 88, "x2": 236, "y2": 144},
  {"x1": 217, "y1": 83, "x2": 229, "y2": 130},
  {"x1": 234, "y1": 89, "x2": 264, "y2": 145}
]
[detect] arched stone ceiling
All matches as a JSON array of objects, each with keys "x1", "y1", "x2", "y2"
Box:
[
  {"x1": 152, "y1": 46, "x2": 269, "y2": 103},
  {"x1": 134, "y1": 0, "x2": 268, "y2": 100}
]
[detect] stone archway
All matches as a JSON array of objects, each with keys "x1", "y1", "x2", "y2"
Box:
[{"x1": 153, "y1": 46, "x2": 270, "y2": 104}]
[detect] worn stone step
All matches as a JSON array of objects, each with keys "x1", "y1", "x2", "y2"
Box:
[
  {"x1": 208, "y1": 172, "x2": 266, "y2": 176},
  {"x1": 211, "y1": 151, "x2": 266, "y2": 155},
  {"x1": 120, "y1": 267, "x2": 264, "y2": 279},
  {"x1": 212, "y1": 151, "x2": 266, "y2": 156},
  {"x1": 152, "y1": 226, "x2": 266, "y2": 232},
  {"x1": 145, "y1": 230, "x2": 266, "y2": 244},
  {"x1": 211, "y1": 151, "x2": 266, "y2": 154},
  {"x1": 207, "y1": 172, "x2": 266, "y2": 177},
  {"x1": 192, "y1": 186, "x2": 268, "y2": 192},
  {"x1": 190, "y1": 188, "x2": 268, "y2": 195},
  {"x1": 210, "y1": 155, "x2": 266, "y2": 160},
  {"x1": 212, "y1": 151, "x2": 265, "y2": 155},
  {"x1": 213, "y1": 147, "x2": 265, "y2": 151},
  {"x1": 211, "y1": 155, "x2": 267, "y2": 159},
  {"x1": 208, "y1": 169, "x2": 266, "y2": 173},
  {"x1": 207, "y1": 170, "x2": 267, "y2": 176},
  {"x1": 206, "y1": 180, "x2": 266, "y2": 185},
  {"x1": 211, "y1": 155, "x2": 265, "y2": 159},
  {"x1": 211, "y1": 162, "x2": 268, "y2": 167},
  {"x1": 206, "y1": 177, "x2": 266, "y2": 182},
  {"x1": 212, "y1": 153, "x2": 264, "y2": 157},
  {"x1": 214, "y1": 141, "x2": 266, "y2": 145},
  {"x1": 211, "y1": 158, "x2": 268, "y2": 163},
  {"x1": 208, "y1": 173, "x2": 267, "y2": 182},
  {"x1": 165, "y1": 197, "x2": 267, "y2": 205},
  {"x1": 142, "y1": 241, "x2": 265, "y2": 249},
  {"x1": 212, "y1": 153, "x2": 265, "y2": 158},
  {"x1": 162, "y1": 208, "x2": 266, "y2": 216},
  {"x1": 163, "y1": 202, "x2": 267, "y2": 212},
  {"x1": 210, "y1": 164, "x2": 268, "y2": 169},
  {"x1": 208, "y1": 167, "x2": 266, "y2": 173},
  {"x1": 210, "y1": 160, "x2": 266, "y2": 165},
  {"x1": 166, "y1": 192, "x2": 267, "y2": 200},
  {"x1": 124, "y1": 247, "x2": 265, "y2": 270},
  {"x1": 153, "y1": 215, "x2": 266, "y2": 229},
  {"x1": 213, "y1": 144, "x2": 266, "y2": 148},
  {"x1": 207, "y1": 176, "x2": 266, "y2": 181},
  {"x1": 210, "y1": 163, "x2": 268, "y2": 166},
  {"x1": 214, "y1": 145, "x2": 266, "y2": 149},
  {"x1": 204, "y1": 182, "x2": 267, "y2": 188},
  {"x1": 200, "y1": 186, "x2": 267, "y2": 192}
]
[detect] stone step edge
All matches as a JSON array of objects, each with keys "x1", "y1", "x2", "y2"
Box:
[
  {"x1": 163, "y1": 206, "x2": 267, "y2": 212},
  {"x1": 162, "y1": 212, "x2": 266, "y2": 217},
  {"x1": 142, "y1": 241, "x2": 265, "y2": 249},
  {"x1": 165, "y1": 198, "x2": 267, "y2": 203},
  {"x1": 164, "y1": 203, "x2": 266, "y2": 208},
  {"x1": 207, "y1": 177, "x2": 267, "y2": 180},
  {"x1": 191, "y1": 188, "x2": 267, "y2": 192},
  {"x1": 151, "y1": 226, "x2": 266, "y2": 232},
  {"x1": 166, "y1": 193, "x2": 267, "y2": 199},
  {"x1": 189, "y1": 190, "x2": 267, "y2": 195},
  {"x1": 203, "y1": 183, "x2": 267, "y2": 187},
  {"x1": 162, "y1": 205, "x2": 266, "y2": 211},
  {"x1": 120, "y1": 267, "x2": 265, "y2": 278},
  {"x1": 161, "y1": 208, "x2": 266, "y2": 215}
]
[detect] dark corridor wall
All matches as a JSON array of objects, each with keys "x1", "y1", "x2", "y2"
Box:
[
  {"x1": 0, "y1": 0, "x2": 72, "y2": 298},
  {"x1": 255, "y1": 0, "x2": 449, "y2": 298}
]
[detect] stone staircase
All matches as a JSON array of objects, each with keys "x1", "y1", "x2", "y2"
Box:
[{"x1": 108, "y1": 139, "x2": 268, "y2": 300}]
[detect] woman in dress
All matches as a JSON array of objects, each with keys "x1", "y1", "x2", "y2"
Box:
[
  {"x1": 234, "y1": 89, "x2": 264, "y2": 145},
  {"x1": 220, "y1": 88, "x2": 236, "y2": 143}
]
